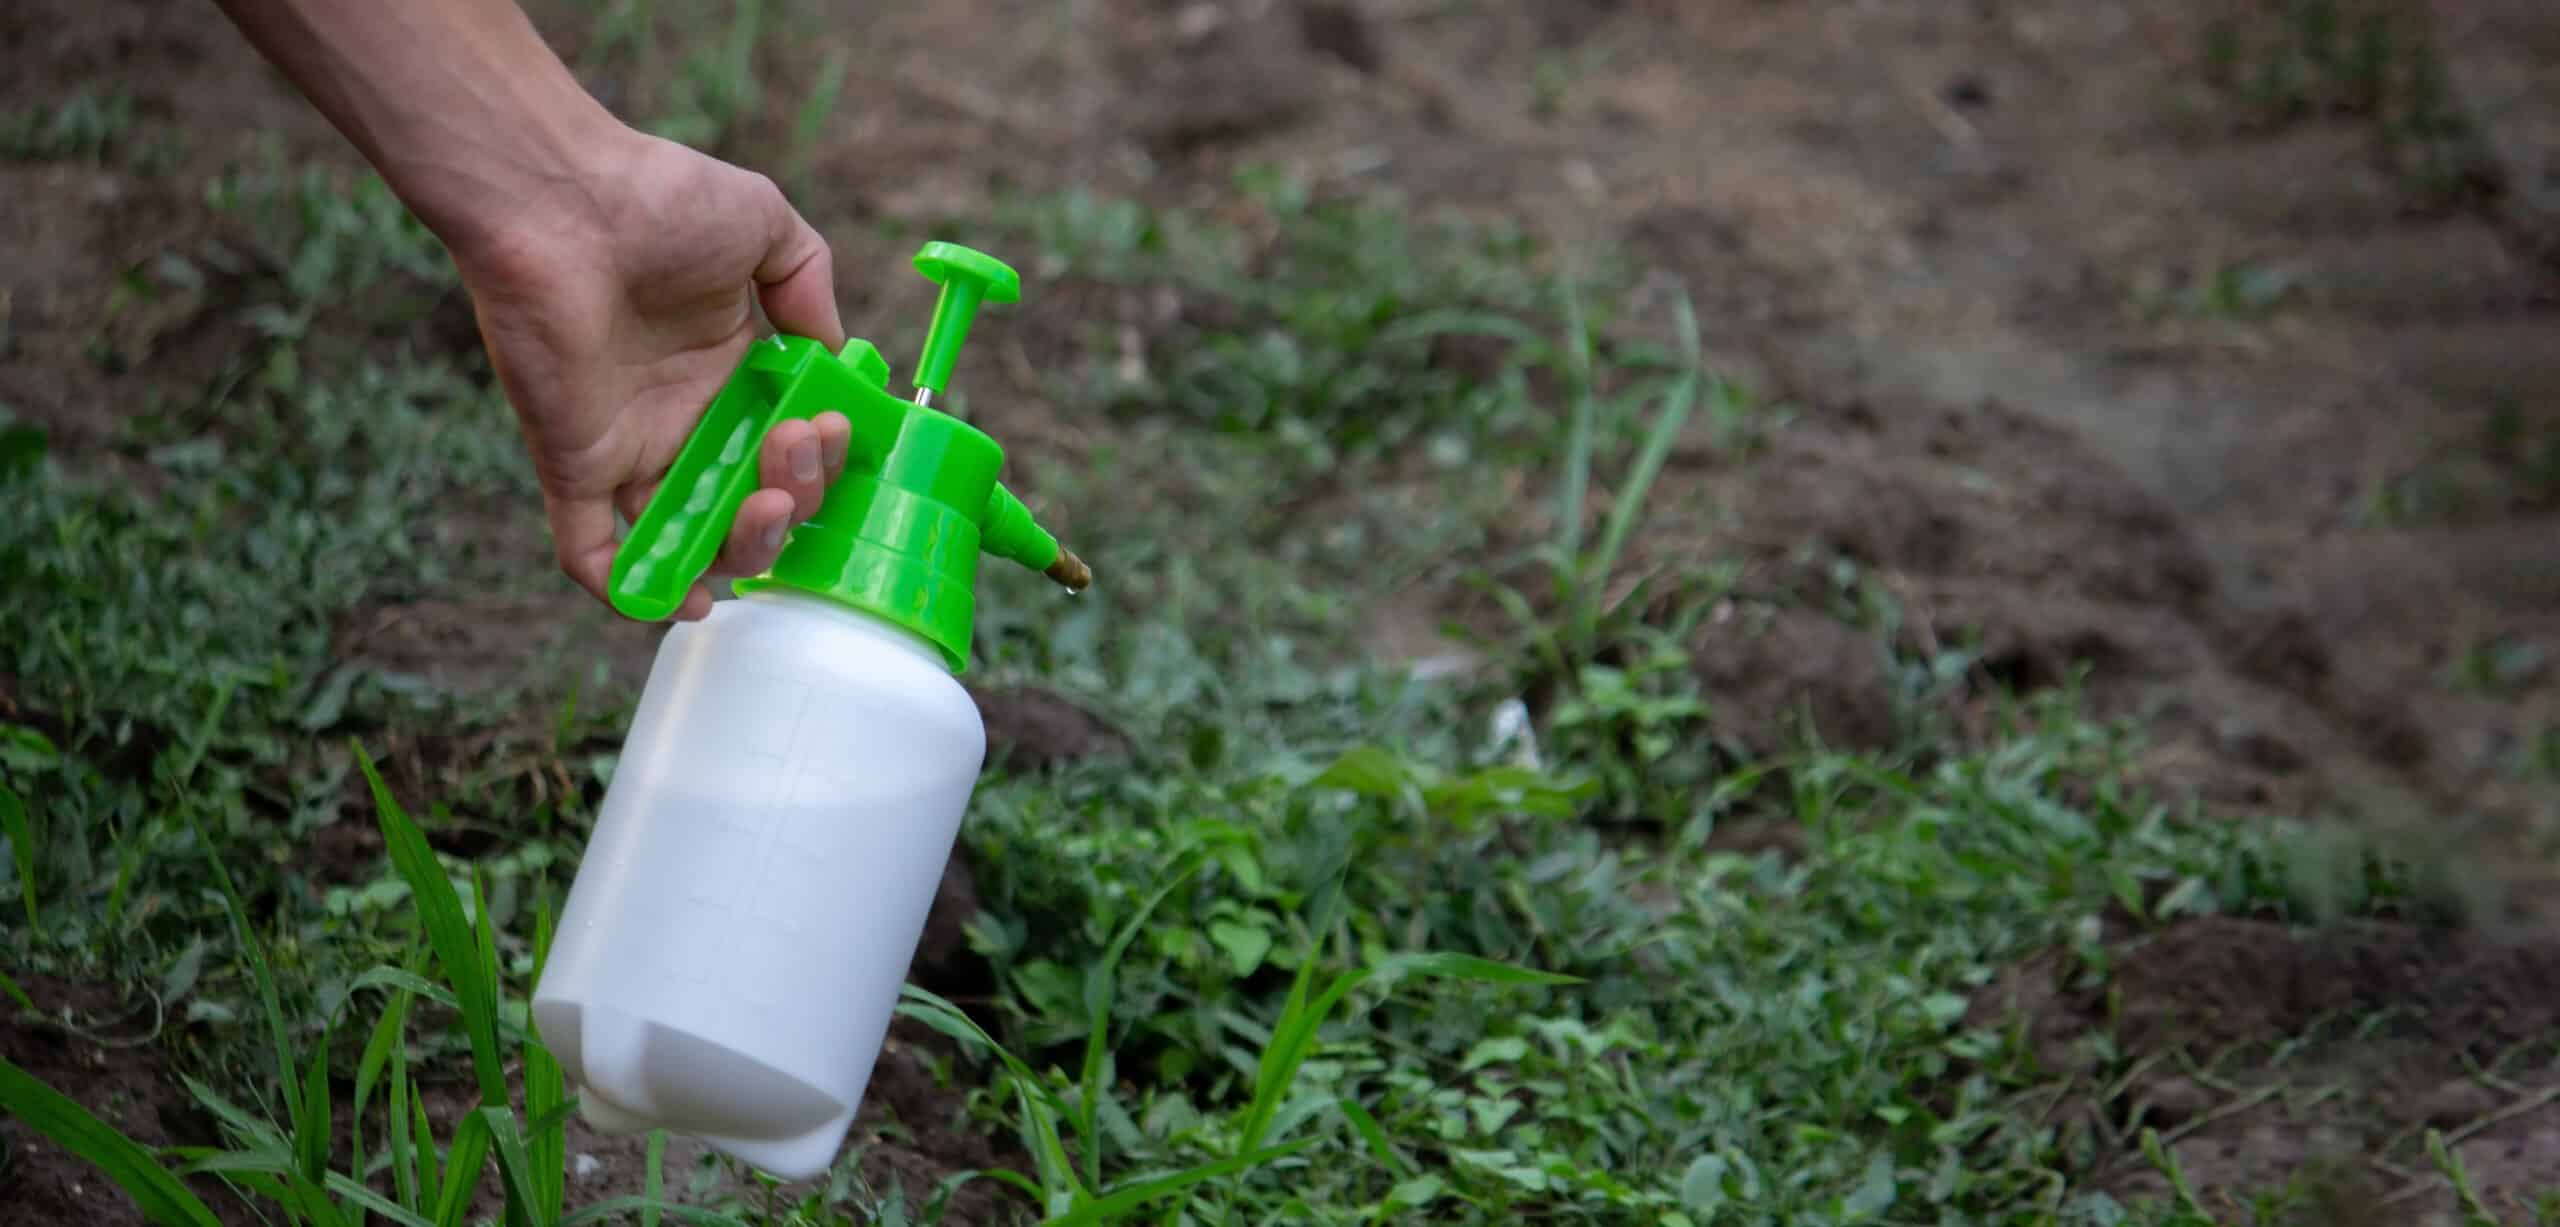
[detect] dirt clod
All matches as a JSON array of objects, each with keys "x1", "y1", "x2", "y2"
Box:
[{"x1": 1690, "y1": 606, "x2": 1898, "y2": 756}]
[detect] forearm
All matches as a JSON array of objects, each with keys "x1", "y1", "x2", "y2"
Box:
[{"x1": 209, "y1": 0, "x2": 626, "y2": 261}]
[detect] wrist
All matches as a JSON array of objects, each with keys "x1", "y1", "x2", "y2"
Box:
[{"x1": 396, "y1": 83, "x2": 639, "y2": 274}]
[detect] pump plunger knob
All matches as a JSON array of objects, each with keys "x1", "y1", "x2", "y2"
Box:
[{"x1": 910, "y1": 241, "x2": 1022, "y2": 402}]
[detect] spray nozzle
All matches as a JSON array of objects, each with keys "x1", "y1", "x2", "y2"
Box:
[{"x1": 603, "y1": 241, "x2": 1087, "y2": 673}]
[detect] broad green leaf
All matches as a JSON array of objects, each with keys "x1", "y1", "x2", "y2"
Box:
[
  {"x1": 157, "y1": 939, "x2": 208, "y2": 1013},
  {"x1": 1679, "y1": 1154, "x2": 1728, "y2": 1216},
  {"x1": 1460, "y1": 1036, "x2": 1528, "y2": 1073},
  {"x1": 1308, "y1": 747, "x2": 1419, "y2": 810},
  {"x1": 1385, "y1": 1174, "x2": 1444, "y2": 1209},
  {"x1": 0, "y1": 1054, "x2": 225, "y2": 1227},
  {"x1": 1207, "y1": 921, "x2": 1272, "y2": 978},
  {"x1": 1843, "y1": 1151, "x2": 1898, "y2": 1219}
]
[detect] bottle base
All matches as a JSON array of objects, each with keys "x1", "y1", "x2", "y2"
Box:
[
  {"x1": 576, "y1": 1085, "x2": 856, "y2": 1183},
  {"x1": 536, "y1": 997, "x2": 859, "y2": 1182}
]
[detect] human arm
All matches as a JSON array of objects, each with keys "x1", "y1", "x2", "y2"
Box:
[{"x1": 208, "y1": 0, "x2": 852, "y2": 620}]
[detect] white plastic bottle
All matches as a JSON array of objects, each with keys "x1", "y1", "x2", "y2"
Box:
[
  {"x1": 530, "y1": 243, "x2": 1086, "y2": 1180},
  {"x1": 533, "y1": 587, "x2": 986, "y2": 1178}
]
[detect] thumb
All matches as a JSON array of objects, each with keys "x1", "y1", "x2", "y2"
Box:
[{"x1": 747, "y1": 171, "x2": 845, "y2": 349}]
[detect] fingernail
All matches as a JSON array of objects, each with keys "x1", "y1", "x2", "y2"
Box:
[
  {"x1": 765, "y1": 520, "x2": 787, "y2": 548},
  {"x1": 790, "y1": 440, "x2": 820, "y2": 482}
]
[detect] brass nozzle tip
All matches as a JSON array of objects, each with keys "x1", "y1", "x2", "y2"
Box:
[{"x1": 1046, "y1": 548, "x2": 1092, "y2": 593}]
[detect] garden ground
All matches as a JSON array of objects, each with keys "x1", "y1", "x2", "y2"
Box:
[{"x1": 4, "y1": 0, "x2": 2557, "y2": 1223}]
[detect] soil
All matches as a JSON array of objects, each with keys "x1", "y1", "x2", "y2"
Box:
[
  {"x1": 1, "y1": 974, "x2": 1013, "y2": 1227},
  {"x1": 6, "y1": 0, "x2": 2557, "y2": 1219}
]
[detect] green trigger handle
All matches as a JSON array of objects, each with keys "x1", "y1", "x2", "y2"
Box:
[
  {"x1": 604, "y1": 336, "x2": 886, "y2": 623},
  {"x1": 603, "y1": 242, "x2": 1086, "y2": 668}
]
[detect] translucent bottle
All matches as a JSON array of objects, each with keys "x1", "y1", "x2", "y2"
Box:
[{"x1": 531, "y1": 244, "x2": 1087, "y2": 1180}]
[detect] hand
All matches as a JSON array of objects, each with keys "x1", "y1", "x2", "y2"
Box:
[{"x1": 456, "y1": 127, "x2": 853, "y2": 622}]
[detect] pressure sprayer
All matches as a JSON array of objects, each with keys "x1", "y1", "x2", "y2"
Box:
[{"x1": 530, "y1": 242, "x2": 1088, "y2": 1180}]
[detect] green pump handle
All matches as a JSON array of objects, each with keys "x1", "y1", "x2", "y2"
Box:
[{"x1": 603, "y1": 241, "x2": 1085, "y2": 672}]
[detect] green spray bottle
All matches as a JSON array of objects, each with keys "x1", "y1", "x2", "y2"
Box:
[{"x1": 531, "y1": 241, "x2": 1085, "y2": 1179}]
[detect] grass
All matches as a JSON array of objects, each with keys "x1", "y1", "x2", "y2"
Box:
[
  {"x1": 2198, "y1": 0, "x2": 2501, "y2": 206},
  {"x1": 5, "y1": 9, "x2": 2553, "y2": 1225}
]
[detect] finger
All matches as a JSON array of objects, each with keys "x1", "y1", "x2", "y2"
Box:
[
  {"x1": 614, "y1": 477, "x2": 659, "y2": 530},
  {"x1": 712, "y1": 487, "x2": 798, "y2": 580},
  {"x1": 674, "y1": 582, "x2": 715, "y2": 622},
  {"x1": 550, "y1": 494, "x2": 623, "y2": 612},
  {"x1": 814, "y1": 411, "x2": 851, "y2": 484},
  {"x1": 748, "y1": 173, "x2": 845, "y2": 349},
  {"x1": 759, "y1": 417, "x2": 828, "y2": 525}
]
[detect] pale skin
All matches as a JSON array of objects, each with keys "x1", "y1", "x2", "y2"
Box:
[{"x1": 209, "y1": 0, "x2": 854, "y2": 622}]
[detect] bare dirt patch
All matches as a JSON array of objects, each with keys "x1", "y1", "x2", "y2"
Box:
[{"x1": 1969, "y1": 915, "x2": 2560, "y2": 1221}]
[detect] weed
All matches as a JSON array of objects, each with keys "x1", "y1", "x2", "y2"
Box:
[
  {"x1": 2199, "y1": 0, "x2": 2501, "y2": 205},
  {"x1": 1, "y1": 86, "x2": 175, "y2": 170}
]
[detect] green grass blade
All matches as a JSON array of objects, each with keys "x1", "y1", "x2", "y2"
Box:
[
  {"x1": 325, "y1": 1173, "x2": 439, "y2": 1227},
  {"x1": 297, "y1": 1014, "x2": 334, "y2": 1186},
  {"x1": 177, "y1": 1143, "x2": 433, "y2": 1227},
  {"x1": 433, "y1": 1109, "x2": 490, "y2": 1227},
  {"x1": 104, "y1": 816, "x2": 156, "y2": 934},
  {"x1": 355, "y1": 742, "x2": 505, "y2": 1106},
  {"x1": 1077, "y1": 855, "x2": 1205, "y2": 1188},
  {"x1": 1333, "y1": 1095, "x2": 1405, "y2": 1175},
  {"x1": 1, "y1": 781, "x2": 38, "y2": 936},
  {"x1": 182, "y1": 808, "x2": 302, "y2": 1141},
  {"x1": 353, "y1": 952, "x2": 423, "y2": 1204},
  {"x1": 1234, "y1": 962, "x2": 1365, "y2": 1156},
  {"x1": 641, "y1": 1129, "x2": 665, "y2": 1227},
  {"x1": 172, "y1": 1146, "x2": 292, "y2": 1177},
  {"x1": 391, "y1": 1068, "x2": 425, "y2": 1213},
  {"x1": 1369, "y1": 952, "x2": 1583, "y2": 988},
  {"x1": 527, "y1": 899, "x2": 567, "y2": 1225},
  {"x1": 385, "y1": 1027, "x2": 416, "y2": 1211},
  {"x1": 1036, "y1": 1139, "x2": 1319, "y2": 1227},
  {"x1": 349, "y1": 965, "x2": 535, "y2": 1044},
  {"x1": 471, "y1": 1106, "x2": 549, "y2": 1225},
  {"x1": 0, "y1": 965, "x2": 36, "y2": 1015},
  {"x1": 1554, "y1": 279, "x2": 1597, "y2": 560},
  {"x1": 1237, "y1": 952, "x2": 1577, "y2": 1157},
  {"x1": 0, "y1": 1053, "x2": 226, "y2": 1227},
  {"x1": 285, "y1": 1169, "x2": 354, "y2": 1227},
  {"x1": 181, "y1": 1075, "x2": 287, "y2": 1151},
  {"x1": 1581, "y1": 365, "x2": 1700, "y2": 645},
  {"x1": 896, "y1": 986, "x2": 1080, "y2": 1201}
]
